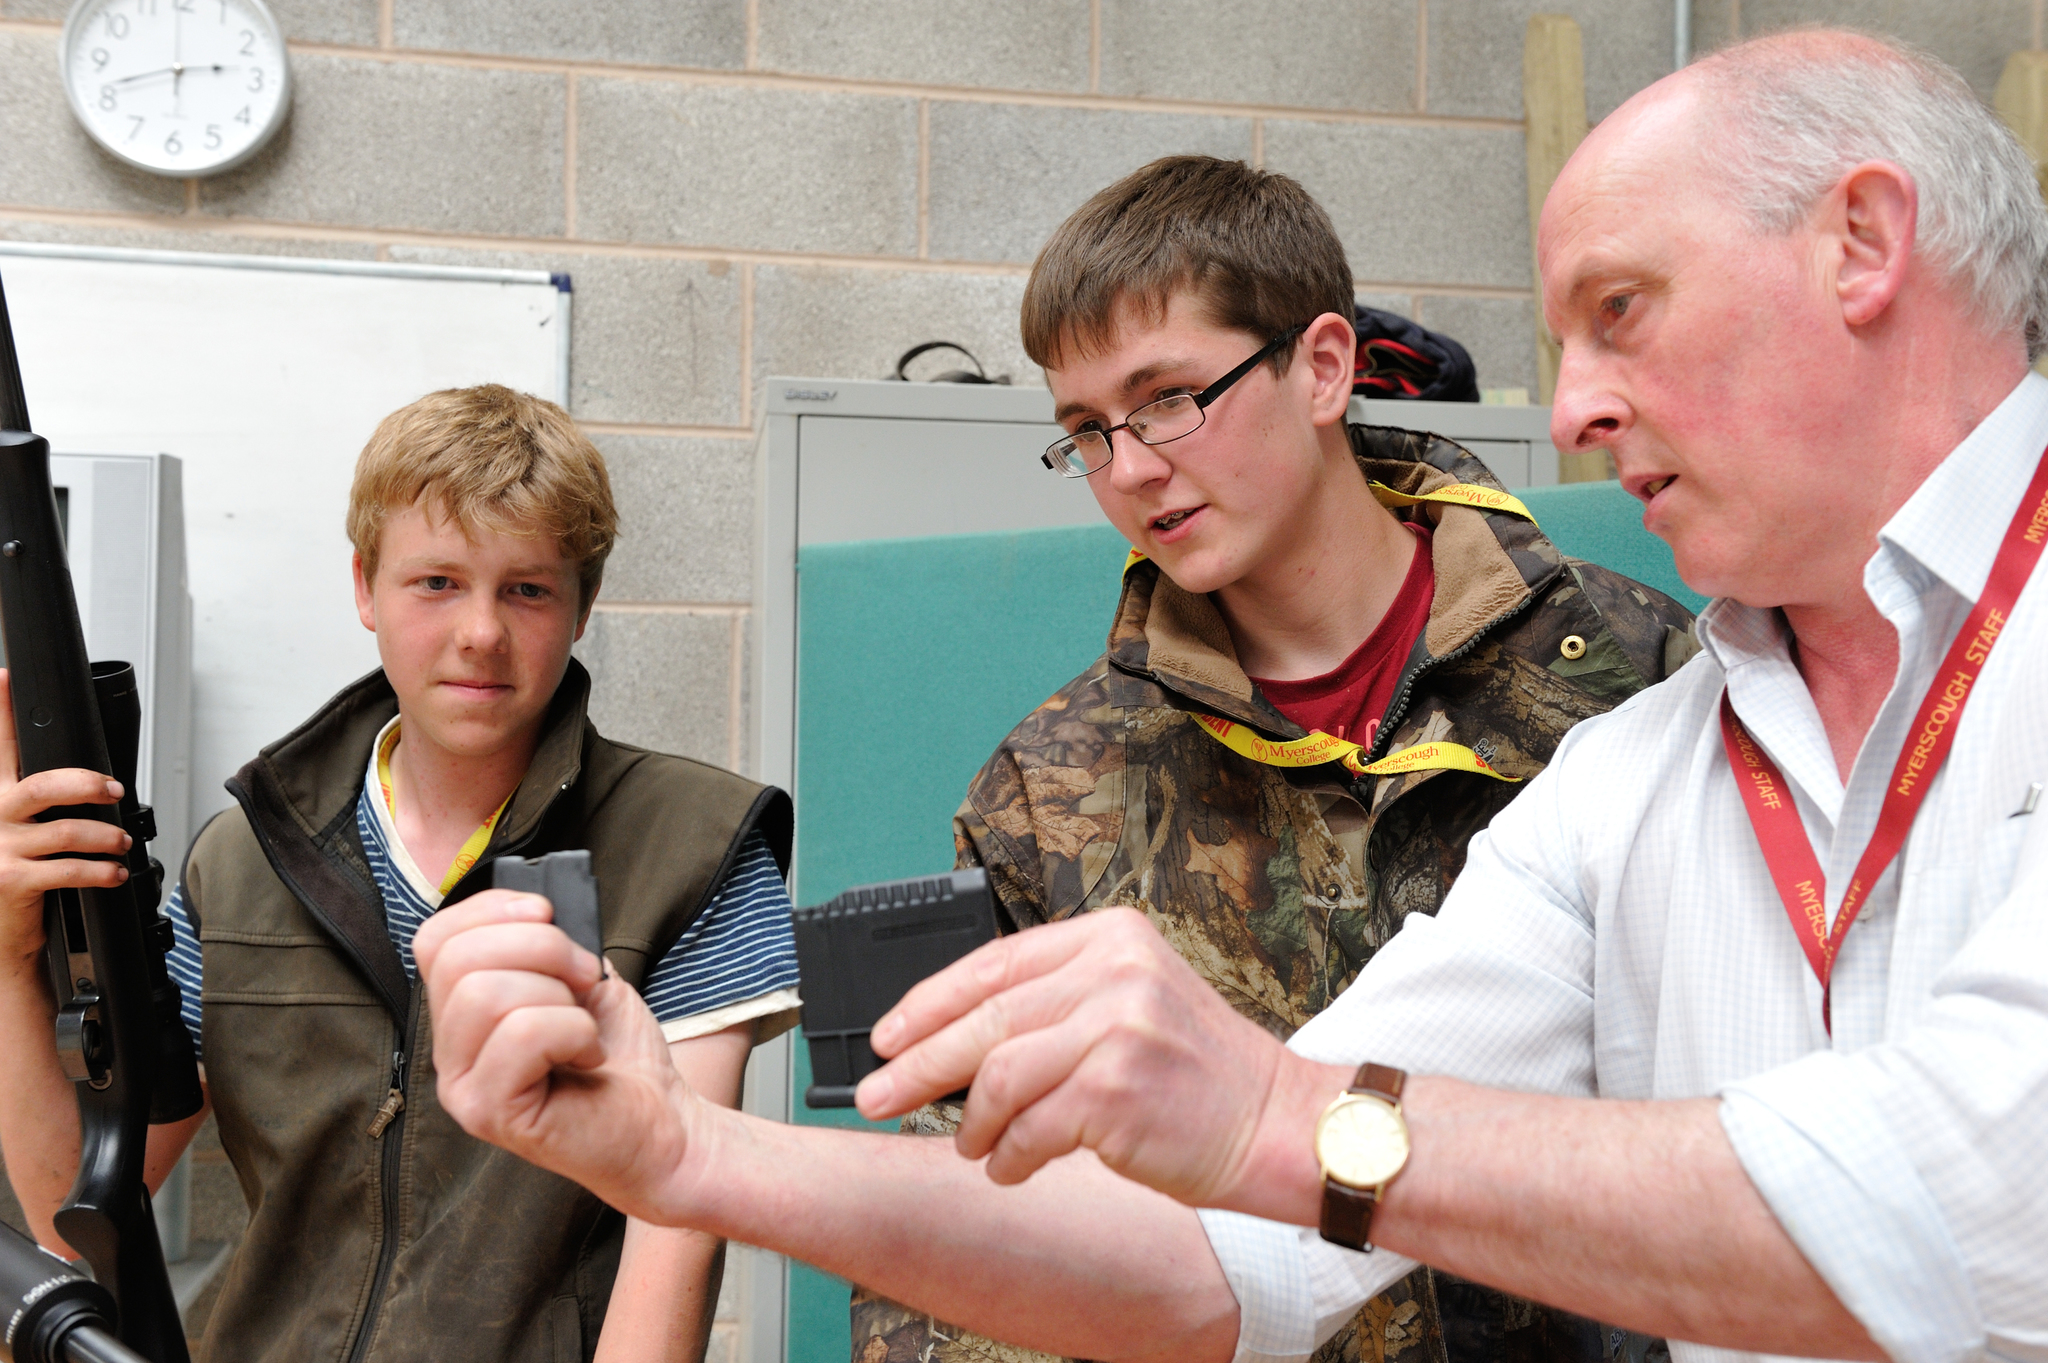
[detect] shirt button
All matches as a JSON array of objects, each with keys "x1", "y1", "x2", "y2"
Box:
[{"x1": 1560, "y1": 634, "x2": 1587, "y2": 660}]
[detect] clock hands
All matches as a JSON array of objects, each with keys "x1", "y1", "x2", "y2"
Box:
[{"x1": 108, "y1": 62, "x2": 239, "y2": 86}]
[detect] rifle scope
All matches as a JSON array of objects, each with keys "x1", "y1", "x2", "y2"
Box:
[{"x1": 0, "y1": 1223, "x2": 147, "y2": 1363}]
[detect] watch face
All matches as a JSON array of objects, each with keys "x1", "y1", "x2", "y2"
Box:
[
  {"x1": 1316, "y1": 1094, "x2": 1410, "y2": 1189},
  {"x1": 61, "y1": 0, "x2": 291, "y2": 178}
]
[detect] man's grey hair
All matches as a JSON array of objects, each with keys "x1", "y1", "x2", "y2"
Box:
[{"x1": 1694, "y1": 30, "x2": 2048, "y2": 359}]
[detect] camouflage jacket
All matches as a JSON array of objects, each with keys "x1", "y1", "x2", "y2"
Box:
[{"x1": 851, "y1": 426, "x2": 1698, "y2": 1363}]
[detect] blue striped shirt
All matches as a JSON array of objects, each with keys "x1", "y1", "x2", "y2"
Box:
[{"x1": 165, "y1": 787, "x2": 800, "y2": 1060}]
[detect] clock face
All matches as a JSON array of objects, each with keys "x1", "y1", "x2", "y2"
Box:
[
  {"x1": 1316, "y1": 1094, "x2": 1409, "y2": 1189},
  {"x1": 60, "y1": 0, "x2": 291, "y2": 178}
]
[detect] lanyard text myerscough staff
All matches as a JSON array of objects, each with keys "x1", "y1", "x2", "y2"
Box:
[{"x1": 1719, "y1": 443, "x2": 2048, "y2": 1032}]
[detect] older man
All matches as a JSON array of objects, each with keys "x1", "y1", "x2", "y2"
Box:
[{"x1": 420, "y1": 30, "x2": 2048, "y2": 1363}]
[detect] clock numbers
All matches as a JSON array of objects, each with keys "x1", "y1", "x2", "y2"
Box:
[{"x1": 65, "y1": 0, "x2": 289, "y2": 176}]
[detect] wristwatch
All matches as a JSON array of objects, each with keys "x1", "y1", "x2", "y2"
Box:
[{"x1": 1314, "y1": 1063, "x2": 1410, "y2": 1251}]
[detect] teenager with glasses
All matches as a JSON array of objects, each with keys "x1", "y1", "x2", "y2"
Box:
[{"x1": 851, "y1": 156, "x2": 1699, "y2": 1363}]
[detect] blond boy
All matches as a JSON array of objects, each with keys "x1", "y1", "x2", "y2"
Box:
[{"x1": 0, "y1": 385, "x2": 798, "y2": 1362}]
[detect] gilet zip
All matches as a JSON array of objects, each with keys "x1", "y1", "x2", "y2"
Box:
[{"x1": 343, "y1": 984, "x2": 420, "y2": 1363}]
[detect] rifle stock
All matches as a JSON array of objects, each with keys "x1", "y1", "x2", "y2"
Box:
[{"x1": 0, "y1": 272, "x2": 198, "y2": 1363}]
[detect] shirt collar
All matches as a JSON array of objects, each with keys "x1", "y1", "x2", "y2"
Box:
[
  {"x1": 1876, "y1": 370, "x2": 2048, "y2": 603},
  {"x1": 1694, "y1": 371, "x2": 2048, "y2": 671},
  {"x1": 361, "y1": 716, "x2": 446, "y2": 908}
]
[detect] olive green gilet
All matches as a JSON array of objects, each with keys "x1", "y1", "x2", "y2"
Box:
[{"x1": 180, "y1": 662, "x2": 790, "y2": 1363}]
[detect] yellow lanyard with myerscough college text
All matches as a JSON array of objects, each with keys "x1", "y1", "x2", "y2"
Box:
[
  {"x1": 1190, "y1": 711, "x2": 1517, "y2": 781},
  {"x1": 1365, "y1": 480, "x2": 1534, "y2": 522}
]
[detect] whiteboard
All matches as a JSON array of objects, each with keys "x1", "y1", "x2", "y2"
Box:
[{"x1": 0, "y1": 243, "x2": 569, "y2": 831}]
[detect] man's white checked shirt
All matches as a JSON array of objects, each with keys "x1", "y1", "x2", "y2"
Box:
[{"x1": 1200, "y1": 373, "x2": 2048, "y2": 1363}]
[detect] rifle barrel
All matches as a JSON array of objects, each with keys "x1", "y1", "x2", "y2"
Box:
[
  {"x1": 0, "y1": 271, "x2": 31, "y2": 434},
  {"x1": 61, "y1": 1328, "x2": 149, "y2": 1363}
]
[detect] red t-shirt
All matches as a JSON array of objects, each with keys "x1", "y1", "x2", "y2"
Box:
[{"x1": 1249, "y1": 524, "x2": 1434, "y2": 752}]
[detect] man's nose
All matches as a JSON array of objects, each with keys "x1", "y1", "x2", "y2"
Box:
[
  {"x1": 1549, "y1": 348, "x2": 1630, "y2": 458},
  {"x1": 1102, "y1": 428, "x2": 1172, "y2": 494}
]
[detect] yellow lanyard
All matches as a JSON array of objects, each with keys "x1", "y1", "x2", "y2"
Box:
[
  {"x1": 1190, "y1": 712, "x2": 1517, "y2": 782},
  {"x1": 1122, "y1": 482, "x2": 1535, "y2": 783},
  {"x1": 376, "y1": 723, "x2": 512, "y2": 895},
  {"x1": 1365, "y1": 480, "x2": 1534, "y2": 522}
]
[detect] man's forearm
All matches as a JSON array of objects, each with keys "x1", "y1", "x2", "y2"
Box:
[
  {"x1": 677, "y1": 1109, "x2": 1240, "y2": 1363},
  {"x1": 1236, "y1": 1061, "x2": 1879, "y2": 1358}
]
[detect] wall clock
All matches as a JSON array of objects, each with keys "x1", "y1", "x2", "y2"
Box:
[{"x1": 60, "y1": 0, "x2": 291, "y2": 178}]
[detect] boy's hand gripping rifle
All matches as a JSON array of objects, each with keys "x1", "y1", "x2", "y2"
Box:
[{"x1": 0, "y1": 271, "x2": 202, "y2": 1363}]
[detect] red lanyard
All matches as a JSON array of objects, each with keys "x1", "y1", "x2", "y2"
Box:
[{"x1": 1720, "y1": 444, "x2": 2048, "y2": 1032}]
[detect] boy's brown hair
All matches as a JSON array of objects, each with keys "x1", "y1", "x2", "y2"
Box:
[
  {"x1": 1020, "y1": 155, "x2": 1354, "y2": 372},
  {"x1": 347, "y1": 384, "x2": 618, "y2": 612}
]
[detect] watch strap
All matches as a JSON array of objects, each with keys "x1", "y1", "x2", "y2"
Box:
[
  {"x1": 1318, "y1": 1062, "x2": 1407, "y2": 1252},
  {"x1": 1319, "y1": 1178, "x2": 1380, "y2": 1251},
  {"x1": 1352, "y1": 1062, "x2": 1404, "y2": 1105}
]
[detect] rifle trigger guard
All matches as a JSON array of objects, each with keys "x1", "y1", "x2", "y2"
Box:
[{"x1": 56, "y1": 992, "x2": 113, "y2": 1089}]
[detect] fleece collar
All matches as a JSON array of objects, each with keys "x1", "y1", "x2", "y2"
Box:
[{"x1": 1104, "y1": 423, "x2": 1564, "y2": 739}]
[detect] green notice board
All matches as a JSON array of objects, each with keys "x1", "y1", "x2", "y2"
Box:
[
  {"x1": 780, "y1": 482, "x2": 1695, "y2": 1362},
  {"x1": 787, "y1": 522, "x2": 1130, "y2": 1363}
]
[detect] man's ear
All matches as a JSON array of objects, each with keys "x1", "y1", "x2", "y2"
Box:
[
  {"x1": 1302, "y1": 310, "x2": 1357, "y2": 428},
  {"x1": 352, "y1": 551, "x2": 377, "y2": 632},
  {"x1": 1831, "y1": 160, "x2": 1917, "y2": 328}
]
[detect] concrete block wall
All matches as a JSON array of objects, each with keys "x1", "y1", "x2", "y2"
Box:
[
  {"x1": 1692, "y1": 0, "x2": 2041, "y2": 98},
  {"x1": 2, "y1": 2, "x2": 2040, "y2": 1358}
]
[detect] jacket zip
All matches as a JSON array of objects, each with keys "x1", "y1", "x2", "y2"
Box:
[
  {"x1": 366, "y1": 1047, "x2": 407, "y2": 1139},
  {"x1": 1363, "y1": 582, "x2": 1550, "y2": 767},
  {"x1": 344, "y1": 982, "x2": 420, "y2": 1363}
]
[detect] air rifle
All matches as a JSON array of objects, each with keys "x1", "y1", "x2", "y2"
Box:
[{"x1": 0, "y1": 270, "x2": 202, "y2": 1363}]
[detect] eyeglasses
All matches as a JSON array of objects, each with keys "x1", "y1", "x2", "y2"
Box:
[{"x1": 1040, "y1": 324, "x2": 1310, "y2": 478}]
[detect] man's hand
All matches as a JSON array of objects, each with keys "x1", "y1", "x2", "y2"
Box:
[
  {"x1": 422, "y1": 901, "x2": 1250, "y2": 1361},
  {"x1": 416, "y1": 890, "x2": 704, "y2": 1226},
  {"x1": 855, "y1": 908, "x2": 1314, "y2": 1211},
  {"x1": 0, "y1": 669, "x2": 130, "y2": 965}
]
